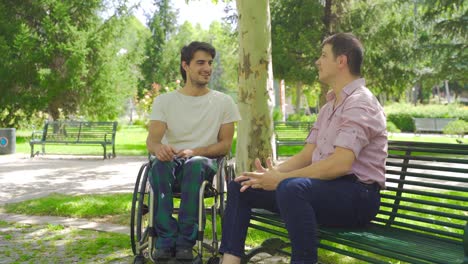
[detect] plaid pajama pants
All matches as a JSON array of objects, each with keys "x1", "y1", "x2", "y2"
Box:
[{"x1": 149, "y1": 156, "x2": 218, "y2": 249}]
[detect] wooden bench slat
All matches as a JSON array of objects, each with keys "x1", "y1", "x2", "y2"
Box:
[
  {"x1": 386, "y1": 169, "x2": 468, "y2": 182},
  {"x1": 380, "y1": 201, "x2": 468, "y2": 221},
  {"x1": 319, "y1": 226, "x2": 464, "y2": 263},
  {"x1": 388, "y1": 154, "x2": 468, "y2": 164}
]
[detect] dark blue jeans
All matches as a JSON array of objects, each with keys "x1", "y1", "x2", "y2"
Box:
[{"x1": 219, "y1": 175, "x2": 380, "y2": 264}]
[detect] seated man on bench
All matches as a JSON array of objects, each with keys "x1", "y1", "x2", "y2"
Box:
[
  {"x1": 146, "y1": 41, "x2": 241, "y2": 262},
  {"x1": 219, "y1": 33, "x2": 388, "y2": 264}
]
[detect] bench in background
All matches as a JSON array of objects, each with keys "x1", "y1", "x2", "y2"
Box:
[
  {"x1": 244, "y1": 140, "x2": 468, "y2": 263},
  {"x1": 413, "y1": 117, "x2": 457, "y2": 134},
  {"x1": 274, "y1": 121, "x2": 314, "y2": 158},
  {"x1": 30, "y1": 121, "x2": 118, "y2": 159}
]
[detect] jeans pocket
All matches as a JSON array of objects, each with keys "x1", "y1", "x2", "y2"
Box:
[{"x1": 355, "y1": 184, "x2": 380, "y2": 225}]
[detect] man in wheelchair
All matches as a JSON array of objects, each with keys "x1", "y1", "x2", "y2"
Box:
[{"x1": 146, "y1": 41, "x2": 241, "y2": 263}]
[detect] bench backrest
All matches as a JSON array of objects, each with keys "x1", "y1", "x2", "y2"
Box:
[
  {"x1": 42, "y1": 121, "x2": 117, "y2": 143},
  {"x1": 377, "y1": 140, "x2": 468, "y2": 245},
  {"x1": 274, "y1": 121, "x2": 314, "y2": 141},
  {"x1": 413, "y1": 118, "x2": 457, "y2": 132}
]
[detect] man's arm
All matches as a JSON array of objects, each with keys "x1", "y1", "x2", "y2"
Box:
[
  {"x1": 282, "y1": 146, "x2": 355, "y2": 180},
  {"x1": 237, "y1": 146, "x2": 355, "y2": 191},
  {"x1": 146, "y1": 120, "x2": 176, "y2": 161},
  {"x1": 177, "y1": 122, "x2": 235, "y2": 158}
]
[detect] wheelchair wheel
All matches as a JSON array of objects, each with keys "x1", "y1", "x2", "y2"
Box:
[
  {"x1": 130, "y1": 162, "x2": 151, "y2": 256},
  {"x1": 219, "y1": 162, "x2": 236, "y2": 218}
]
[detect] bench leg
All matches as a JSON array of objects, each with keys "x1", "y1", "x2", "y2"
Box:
[
  {"x1": 30, "y1": 143, "x2": 34, "y2": 158},
  {"x1": 102, "y1": 144, "x2": 107, "y2": 159},
  {"x1": 112, "y1": 144, "x2": 116, "y2": 158}
]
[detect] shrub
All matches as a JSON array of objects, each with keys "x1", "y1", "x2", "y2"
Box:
[
  {"x1": 132, "y1": 119, "x2": 148, "y2": 130},
  {"x1": 386, "y1": 113, "x2": 414, "y2": 132},
  {"x1": 286, "y1": 113, "x2": 317, "y2": 123},
  {"x1": 443, "y1": 120, "x2": 468, "y2": 138},
  {"x1": 384, "y1": 103, "x2": 468, "y2": 132},
  {"x1": 386, "y1": 121, "x2": 401, "y2": 133},
  {"x1": 273, "y1": 107, "x2": 283, "y2": 122}
]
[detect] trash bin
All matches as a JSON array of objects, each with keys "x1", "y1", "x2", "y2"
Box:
[{"x1": 0, "y1": 128, "x2": 16, "y2": 155}]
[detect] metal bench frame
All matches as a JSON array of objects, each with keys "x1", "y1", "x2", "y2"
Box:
[
  {"x1": 243, "y1": 140, "x2": 468, "y2": 264},
  {"x1": 29, "y1": 121, "x2": 118, "y2": 159}
]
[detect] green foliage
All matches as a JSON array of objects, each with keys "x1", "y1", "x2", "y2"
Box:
[
  {"x1": 419, "y1": 0, "x2": 467, "y2": 83},
  {"x1": 139, "y1": 0, "x2": 177, "y2": 97},
  {"x1": 338, "y1": 0, "x2": 417, "y2": 98},
  {"x1": 270, "y1": 0, "x2": 323, "y2": 84},
  {"x1": 0, "y1": 0, "x2": 145, "y2": 127},
  {"x1": 273, "y1": 107, "x2": 283, "y2": 122},
  {"x1": 443, "y1": 120, "x2": 468, "y2": 137},
  {"x1": 286, "y1": 113, "x2": 317, "y2": 123},
  {"x1": 385, "y1": 103, "x2": 468, "y2": 132},
  {"x1": 386, "y1": 113, "x2": 415, "y2": 132},
  {"x1": 386, "y1": 121, "x2": 401, "y2": 133}
]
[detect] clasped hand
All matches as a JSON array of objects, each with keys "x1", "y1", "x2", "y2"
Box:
[
  {"x1": 235, "y1": 157, "x2": 282, "y2": 192},
  {"x1": 156, "y1": 144, "x2": 194, "y2": 161}
]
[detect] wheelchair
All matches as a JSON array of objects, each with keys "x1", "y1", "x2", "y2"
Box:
[{"x1": 130, "y1": 156, "x2": 235, "y2": 264}]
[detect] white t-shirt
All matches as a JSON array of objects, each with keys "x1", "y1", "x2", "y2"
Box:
[{"x1": 149, "y1": 90, "x2": 241, "y2": 151}]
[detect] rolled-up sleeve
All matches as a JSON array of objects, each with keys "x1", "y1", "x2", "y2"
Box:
[{"x1": 334, "y1": 106, "x2": 373, "y2": 158}]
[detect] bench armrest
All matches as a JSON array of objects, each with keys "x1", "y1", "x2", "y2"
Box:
[
  {"x1": 103, "y1": 132, "x2": 116, "y2": 143},
  {"x1": 30, "y1": 130, "x2": 44, "y2": 141}
]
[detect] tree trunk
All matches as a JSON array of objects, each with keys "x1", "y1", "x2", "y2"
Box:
[
  {"x1": 444, "y1": 80, "x2": 451, "y2": 103},
  {"x1": 235, "y1": 0, "x2": 276, "y2": 171},
  {"x1": 295, "y1": 81, "x2": 303, "y2": 113}
]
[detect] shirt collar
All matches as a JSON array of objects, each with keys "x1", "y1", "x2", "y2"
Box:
[{"x1": 326, "y1": 78, "x2": 366, "y2": 102}]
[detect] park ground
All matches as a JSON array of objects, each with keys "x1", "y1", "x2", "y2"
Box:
[{"x1": 0, "y1": 131, "x2": 465, "y2": 263}]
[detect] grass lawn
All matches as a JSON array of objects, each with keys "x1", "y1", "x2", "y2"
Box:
[
  {"x1": 8, "y1": 190, "x2": 464, "y2": 264},
  {"x1": 15, "y1": 125, "x2": 148, "y2": 157},
  {"x1": 0, "y1": 220, "x2": 132, "y2": 264}
]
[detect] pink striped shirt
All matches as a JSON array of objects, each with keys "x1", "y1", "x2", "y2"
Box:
[{"x1": 306, "y1": 78, "x2": 388, "y2": 187}]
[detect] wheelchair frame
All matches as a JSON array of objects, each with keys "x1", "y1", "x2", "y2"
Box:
[{"x1": 130, "y1": 156, "x2": 234, "y2": 264}]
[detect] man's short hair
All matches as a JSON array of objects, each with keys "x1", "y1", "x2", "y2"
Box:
[
  {"x1": 322, "y1": 33, "x2": 363, "y2": 76},
  {"x1": 180, "y1": 41, "x2": 216, "y2": 82}
]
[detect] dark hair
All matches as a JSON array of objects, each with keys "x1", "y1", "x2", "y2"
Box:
[
  {"x1": 322, "y1": 33, "x2": 363, "y2": 76},
  {"x1": 180, "y1": 41, "x2": 216, "y2": 82}
]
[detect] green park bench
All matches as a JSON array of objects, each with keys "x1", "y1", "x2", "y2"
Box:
[
  {"x1": 30, "y1": 121, "x2": 118, "y2": 159},
  {"x1": 243, "y1": 140, "x2": 468, "y2": 263},
  {"x1": 413, "y1": 117, "x2": 458, "y2": 134},
  {"x1": 274, "y1": 121, "x2": 314, "y2": 157}
]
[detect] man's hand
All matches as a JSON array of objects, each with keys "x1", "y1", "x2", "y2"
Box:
[
  {"x1": 156, "y1": 144, "x2": 177, "y2": 161},
  {"x1": 176, "y1": 149, "x2": 195, "y2": 159},
  {"x1": 234, "y1": 158, "x2": 282, "y2": 192}
]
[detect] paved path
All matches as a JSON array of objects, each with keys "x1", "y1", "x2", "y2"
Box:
[{"x1": 0, "y1": 154, "x2": 147, "y2": 206}]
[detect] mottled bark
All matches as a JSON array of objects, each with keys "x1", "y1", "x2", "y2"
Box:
[{"x1": 235, "y1": 0, "x2": 275, "y2": 172}]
